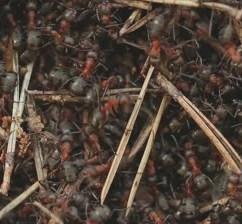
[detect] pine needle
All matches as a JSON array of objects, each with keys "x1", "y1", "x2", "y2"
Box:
[
  {"x1": 0, "y1": 182, "x2": 40, "y2": 220},
  {"x1": 126, "y1": 95, "x2": 170, "y2": 216},
  {"x1": 156, "y1": 73, "x2": 242, "y2": 174},
  {"x1": 133, "y1": 0, "x2": 242, "y2": 20},
  {"x1": 33, "y1": 201, "x2": 64, "y2": 224},
  {"x1": 101, "y1": 65, "x2": 154, "y2": 204},
  {"x1": 123, "y1": 9, "x2": 159, "y2": 35},
  {"x1": 120, "y1": 9, "x2": 141, "y2": 36},
  {"x1": 128, "y1": 117, "x2": 153, "y2": 161},
  {"x1": 113, "y1": 0, "x2": 152, "y2": 10}
]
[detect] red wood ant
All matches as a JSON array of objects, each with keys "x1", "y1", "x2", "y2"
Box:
[
  {"x1": 97, "y1": 2, "x2": 113, "y2": 25},
  {"x1": 226, "y1": 172, "x2": 242, "y2": 198},
  {"x1": 184, "y1": 141, "x2": 209, "y2": 192},
  {"x1": 147, "y1": 14, "x2": 164, "y2": 64},
  {"x1": 3, "y1": 5, "x2": 17, "y2": 29},
  {"x1": 26, "y1": 2, "x2": 37, "y2": 30},
  {"x1": 101, "y1": 95, "x2": 130, "y2": 121},
  {"x1": 59, "y1": 107, "x2": 76, "y2": 161},
  {"x1": 148, "y1": 211, "x2": 165, "y2": 224},
  {"x1": 82, "y1": 50, "x2": 98, "y2": 80}
]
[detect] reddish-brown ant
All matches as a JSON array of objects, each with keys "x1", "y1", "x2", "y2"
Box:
[{"x1": 26, "y1": 2, "x2": 37, "y2": 30}]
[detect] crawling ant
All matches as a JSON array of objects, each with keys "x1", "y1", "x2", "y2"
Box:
[
  {"x1": 129, "y1": 187, "x2": 167, "y2": 224},
  {"x1": 82, "y1": 126, "x2": 102, "y2": 160},
  {"x1": 26, "y1": 1, "x2": 37, "y2": 30},
  {"x1": 226, "y1": 171, "x2": 242, "y2": 198},
  {"x1": 148, "y1": 210, "x2": 166, "y2": 224},
  {"x1": 184, "y1": 141, "x2": 209, "y2": 192},
  {"x1": 175, "y1": 197, "x2": 197, "y2": 220},
  {"x1": 101, "y1": 75, "x2": 124, "y2": 90},
  {"x1": 43, "y1": 8, "x2": 77, "y2": 45},
  {"x1": 97, "y1": 2, "x2": 113, "y2": 25},
  {"x1": 101, "y1": 95, "x2": 131, "y2": 121},
  {"x1": 69, "y1": 76, "x2": 88, "y2": 95},
  {"x1": 74, "y1": 162, "x2": 111, "y2": 191},
  {"x1": 82, "y1": 50, "x2": 98, "y2": 80},
  {"x1": 67, "y1": 50, "x2": 98, "y2": 83},
  {"x1": 59, "y1": 8, "x2": 77, "y2": 34},
  {"x1": 3, "y1": 5, "x2": 17, "y2": 29},
  {"x1": 87, "y1": 205, "x2": 112, "y2": 224},
  {"x1": 1, "y1": 6, "x2": 22, "y2": 49},
  {"x1": 63, "y1": 161, "x2": 78, "y2": 183},
  {"x1": 146, "y1": 159, "x2": 158, "y2": 184},
  {"x1": 147, "y1": 10, "x2": 178, "y2": 64},
  {"x1": 48, "y1": 67, "x2": 70, "y2": 90},
  {"x1": 147, "y1": 14, "x2": 164, "y2": 64},
  {"x1": 0, "y1": 36, "x2": 14, "y2": 72},
  {"x1": 59, "y1": 107, "x2": 76, "y2": 161},
  {"x1": 96, "y1": 1, "x2": 120, "y2": 38},
  {"x1": 80, "y1": 95, "x2": 131, "y2": 159}
]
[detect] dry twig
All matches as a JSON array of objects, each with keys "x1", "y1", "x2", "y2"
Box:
[
  {"x1": 126, "y1": 95, "x2": 170, "y2": 216},
  {"x1": 101, "y1": 65, "x2": 155, "y2": 204}
]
